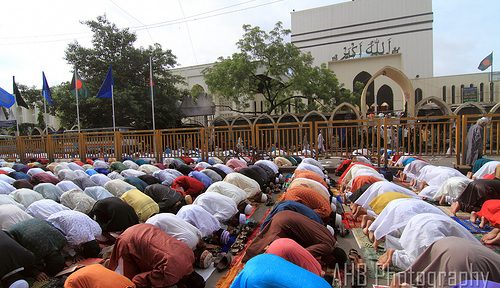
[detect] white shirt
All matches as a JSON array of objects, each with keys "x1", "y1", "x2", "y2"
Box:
[
  {"x1": 192, "y1": 192, "x2": 238, "y2": 223},
  {"x1": 0, "y1": 204, "x2": 33, "y2": 229},
  {"x1": 10, "y1": 189, "x2": 44, "y2": 208},
  {"x1": 84, "y1": 186, "x2": 114, "y2": 201},
  {"x1": 90, "y1": 174, "x2": 112, "y2": 186},
  {"x1": 223, "y1": 173, "x2": 260, "y2": 199},
  {"x1": 146, "y1": 213, "x2": 202, "y2": 250},
  {"x1": 56, "y1": 180, "x2": 82, "y2": 192},
  {"x1": 206, "y1": 181, "x2": 247, "y2": 204},
  {"x1": 0, "y1": 180, "x2": 16, "y2": 195},
  {"x1": 25, "y1": 199, "x2": 70, "y2": 220},
  {"x1": 354, "y1": 181, "x2": 417, "y2": 209},
  {"x1": 47, "y1": 210, "x2": 102, "y2": 246},
  {"x1": 177, "y1": 204, "x2": 221, "y2": 238}
]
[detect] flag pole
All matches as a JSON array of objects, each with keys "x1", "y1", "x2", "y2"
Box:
[
  {"x1": 491, "y1": 52, "x2": 494, "y2": 102},
  {"x1": 43, "y1": 91, "x2": 48, "y2": 135},
  {"x1": 150, "y1": 56, "x2": 156, "y2": 131},
  {"x1": 75, "y1": 68, "x2": 81, "y2": 133},
  {"x1": 111, "y1": 84, "x2": 116, "y2": 132},
  {"x1": 12, "y1": 76, "x2": 20, "y2": 136},
  {"x1": 150, "y1": 56, "x2": 157, "y2": 160}
]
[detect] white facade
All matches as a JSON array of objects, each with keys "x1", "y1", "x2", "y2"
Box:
[
  {"x1": 1, "y1": 105, "x2": 59, "y2": 134},
  {"x1": 172, "y1": 0, "x2": 498, "y2": 119},
  {"x1": 291, "y1": 0, "x2": 433, "y2": 78}
]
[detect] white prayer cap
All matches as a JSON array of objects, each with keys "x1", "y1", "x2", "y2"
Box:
[
  {"x1": 244, "y1": 204, "x2": 254, "y2": 215},
  {"x1": 335, "y1": 214, "x2": 342, "y2": 227},
  {"x1": 326, "y1": 225, "x2": 335, "y2": 236},
  {"x1": 260, "y1": 194, "x2": 268, "y2": 203},
  {"x1": 477, "y1": 117, "x2": 491, "y2": 125},
  {"x1": 239, "y1": 213, "x2": 247, "y2": 225},
  {"x1": 9, "y1": 280, "x2": 29, "y2": 288}
]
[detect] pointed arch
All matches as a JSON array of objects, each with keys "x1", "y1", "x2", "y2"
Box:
[
  {"x1": 31, "y1": 127, "x2": 44, "y2": 136},
  {"x1": 360, "y1": 66, "x2": 414, "y2": 117},
  {"x1": 230, "y1": 115, "x2": 252, "y2": 126},
  {"x1": 253, "y1": 114, "x2": 275, "y2": 125},
  {"x1": 353, "y1": 71, "x2": 375, "y2": 106},
  {"x1": 301, "y1": 110, "x2": 328, "y2": 122},
  {"x1": 330, "y1": 102, "x2": 361, "y2": 120},
  {"x1": 211, "y1": 116, "x2": 230, "y2": 127},
  {"x1": 490, "y1": 102, "x2": 500, "y2": 114},
  {"x1": 415, "y1": 96, "x2": 453, "y2": 115},
  {"x1": 277, "y1": 112, "x2": 300, "y2": 123},
  {"x1": 454, "y1": 102, "x2": 486, "y2": 115}
]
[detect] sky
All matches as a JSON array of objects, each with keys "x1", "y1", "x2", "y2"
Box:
[{"x1": 0, "y1": 0, "x2": 498, "y2": 89}]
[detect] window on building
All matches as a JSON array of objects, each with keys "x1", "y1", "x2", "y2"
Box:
[
  {"x1": 253, "y1": 101, "x2": 257, "y2": 113},
  {"x1": 415, "y1": 88, "x2": 423, "y2": 104},
  {"x1": 260, "y1": 101, "x2": 263, "y2": 113},
  {"x1": 460, "y1": 84, "x2": 465, "y2": 103},
  {"x1": 470, "y1": 84, "x2": 474, "y2": 88},
  {"x1": 288, "y1": 102, "x2": 291, "y2": 113},
  {"x1": 452, "y1": 85, "x2": 456, "y2": 104},
  {"x1": 480, "y1": 83, "x2": 484, "y2": 102},
  {"x1": 442, "y1": 86, "x2": 447, "y2": 102}
]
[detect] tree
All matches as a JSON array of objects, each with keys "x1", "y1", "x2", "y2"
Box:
[
  {"x1": 203, "y1": 22, "x2": 353, "y2": 115},
  {"x1": 61, "y1": 16, "x2": 185, "y2": 130}
]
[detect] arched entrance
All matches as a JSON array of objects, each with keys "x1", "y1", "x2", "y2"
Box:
[
  {"x1": 415, "y1": 97, "x2": 453, "y2": 116},
  {"x1": 377, "y1": 85, "x2": 394, "y2": 112},
  {"x1": 454, "y1": 103, "x2": 486, "y2": 115},
  {"x1": 353, "y1": 71, "x2": 374, "y2": 110},
  {"x1": 360, "y1": 66, "x2": 414, "y2": 117}
]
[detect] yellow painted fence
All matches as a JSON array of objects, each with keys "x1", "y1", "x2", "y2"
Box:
[{"x1": 0, "y1": 114, "x2": 497, "y2": 166}]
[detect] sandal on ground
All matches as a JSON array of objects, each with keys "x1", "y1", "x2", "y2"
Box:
[{"x1": 215, "y1": 253, "x2": 233, "y2": 272}]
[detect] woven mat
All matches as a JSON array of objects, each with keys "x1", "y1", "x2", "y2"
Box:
[
  {"x1": 352, "y1": 228, "x2": 399, "y2": 279},
  {"x1": 452, "y1": 217, "x2": 493, "y2": 234},
  {"x1": 474, "y1": 234, "x2": 500, "y2": 254},
  {"x1": 216, "y1": 208, "x2": 271, "y2": 288},
  {"x1": 438, "y1": 205, "x2": 471, "y2": 219},
  {"x1": 343, "y1": 211, "x2": 362, "y2": 229}
]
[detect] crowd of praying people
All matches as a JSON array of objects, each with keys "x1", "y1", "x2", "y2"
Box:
[
  {"x1": 0, "y1": 155, "x2": 292, "y2": 288},
  {"x1": 1, "y1": 116, "x2": 500, "y2": 288}
]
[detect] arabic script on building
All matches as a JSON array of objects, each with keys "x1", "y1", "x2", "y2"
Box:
[{"x1": 331, "y1": 38, "x2": 401, "y2": 61}]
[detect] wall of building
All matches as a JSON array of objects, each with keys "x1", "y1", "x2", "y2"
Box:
[{"x1": 291, "y1": 0, "x2": 433, "y2": 79}]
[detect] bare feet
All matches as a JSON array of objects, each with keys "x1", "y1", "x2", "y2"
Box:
[
  {"x1": 479, "y1": 216, "x2": 488, "y2": 229},
  {"x1": 470, "y1": 211, "x2": 479, "y2": 222},
  {"x1": 373, "y1": 237, "x2": 379, "y2": 250},
  {"x1": 481, "y1": 228, "x2": 500, "y2": 245},
  {"x1": 450, "y1": 201, "x2": 461, "y2": 216},
  {"x1": 439, "y1": 195, "x2": 448, "y2": 206},
  {"x1": 361, "y1": 215, "x2": 374, "y2": 228},
  {"x1": 377, "y1": 248, "x2": 395, "y2": 270},
  {"x1": 368, "y1": 229, "x2": 375, "y2": 242},
  {"x1": 467, "y1": 171, "x2": 473, "y2": 179},
  {"x1": 353, "y1": 207, "x2": 367, "y2": 220},
  {"x1": 36, "y1": 272, "x2": 49, "y2": 282}
]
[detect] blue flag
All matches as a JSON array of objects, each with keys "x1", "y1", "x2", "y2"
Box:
[
  {"x1": 0, "y1": 87, "x2": 15, "y2": 108},
  {"x1": 97, "y1": 65, "x2": 114, "y2": 99},
  {"x1": 42, "y1": 72, "x2": 54, "y2": 105}
]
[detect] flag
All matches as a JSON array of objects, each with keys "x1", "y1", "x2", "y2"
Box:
[
  {"x1": 0, "y1": 86, "x2": 15, "y2": 108},
  {"x1": 13, "y1": 76, "x2": 29, "y2": 109},
  {"x1": 70, "y1": 70, "x2": 88, "y2": 97},
  {"x1": 42, "y1": 72, "x2": 54, "y2": 105},
  {"x1": 97, "y1": 65, "x2": 114, "y2": 99},
  {"x1": 478, "y1": 52, "x2": 493, "y2": 71}
]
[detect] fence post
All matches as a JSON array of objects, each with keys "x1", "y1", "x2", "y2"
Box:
[
  {"x1": 114, "y1": 131, "x2": 122, "y2": 161},
  {"x1": 154, "y1": 129, "x2": 162, "y2": 163},
  {"x1": 46, "y1": 134, "x2": 53, "y2": 162},
  {"x1": 455, "y1": 116, "x2": 461, "y2": 166},
  {"x1": 460, "y1": 115, "x2": 467, "y2": 165},
  {"x1": 16, "y1": 136, "x2": 25, "y2": 163},
  {"x1": 383, "y1": 117, "x2": 388, "y2": 167},
  {"x1": 78, "y1": 133, "x2": 85, "y2": 161}
]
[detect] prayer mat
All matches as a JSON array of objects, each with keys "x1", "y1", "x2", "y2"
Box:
[
  {"x1": 452, "y1": 217, "x2": 493, "y2": 234},
  {"x1": 474, "y1": 234, "x2": 500, "y2": 254},
  {"x1": 343, "y1": 211, "x2": 362, "y2": 229},
  {"x1": 216, "y1": 208, "x2": 271, "y2": 288},
  {"x1": 438, "y1": 205, "x2": 471, "y2": 219},
  {"x1": 352, "y1": 228, "x2": 399, "y2": 279}
]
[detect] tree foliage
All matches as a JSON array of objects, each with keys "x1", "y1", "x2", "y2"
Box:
[
  {"x1": 203, "y1": 22, "x2": 354, "y2": 115},
  {"x1": 60, "y1": 15, "x2": 185, "y2": 130}
]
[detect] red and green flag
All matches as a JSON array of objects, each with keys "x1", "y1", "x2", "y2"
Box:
[
  {"x1": 70, "y1": 70, "x2": 88, "y2": 97},
  {"x1": 478, "y1": 52, "x2": 493, "y2": 71}
]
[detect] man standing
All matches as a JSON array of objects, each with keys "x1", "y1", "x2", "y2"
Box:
[
  {"x1": 317, "y1": 131, "x2": 325, "y2": 154},
  {"x1": 465, "y1": 117, "x2": 491, "y2": 166}
]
